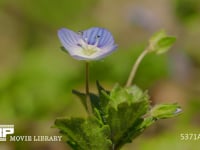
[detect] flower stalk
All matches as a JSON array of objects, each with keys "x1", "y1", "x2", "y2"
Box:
[
  {"x1": 126, "y1": 30, "x2": 176, "y2": 87},
  {"x1": 85, "y1": 62, "x2": 92, "y2": 115},
  {"x1": 125, "y1": 46, "x2": 150, "y2": 87}
]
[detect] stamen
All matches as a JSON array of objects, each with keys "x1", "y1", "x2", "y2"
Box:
[
  {"x1": 77, "y1": 31, "x2": 83, "y2": 35},
  {"x1": 96, "y1": 35, "x2": 101, "y2": 38},
  {"x1": 94, "y1": 35, "x2": 100, "y2": 46},
  {"x1": 77, "y1": 43, "x2": 82, "y2": 47},
  {"x1": 84, "y1": 37, "x2": 88, "y2": 43},
  {"x1": 77, "y1": 35, "x2": 102, "y2": 56}
]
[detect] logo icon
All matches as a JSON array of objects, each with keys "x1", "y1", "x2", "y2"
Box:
[{"x1": 0, "y1": 125, "x2": 14, "y2": 141}]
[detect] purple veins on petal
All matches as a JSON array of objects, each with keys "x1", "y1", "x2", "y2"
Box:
[
  {"x1": 57, "y1": 28, "x2": 81, "y2": 54},
  {"x1": 82, "y1": 27, "x2": 99, "y2": 45},
  {"x1": 82, "y1": 27, "x2": 115, "y2": 48},
  {"x1": 100, "y1": 30, "x2": 114, "y2": 47},
  {"x1": 57, "y1": 27, "x2": 118, "y2": 61}
]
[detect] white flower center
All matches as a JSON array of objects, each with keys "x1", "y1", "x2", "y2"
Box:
[{"x1": 79, "y1": 38, "x2": 101, "y2": 56}]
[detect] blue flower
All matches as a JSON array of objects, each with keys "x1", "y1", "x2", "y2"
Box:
[{"x1": 58, "y1": 27, "x2": 118, "y2": 60}]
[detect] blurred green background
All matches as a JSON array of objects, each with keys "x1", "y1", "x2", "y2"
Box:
[{"x1": 0, "y1": 0, "x2": 200, "y2": 149}]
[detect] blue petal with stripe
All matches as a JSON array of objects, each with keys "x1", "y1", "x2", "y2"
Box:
[
  {"x1": 82, "y1": 27, "x2": 114, "y2": 47},
  {"x1": 57, "y1": 28, "x2": 81, "y2": 54}
]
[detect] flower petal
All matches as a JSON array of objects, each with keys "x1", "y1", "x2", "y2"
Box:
[
  {"x1": 82, "y1": 27, "x2": 114, "y2": 47},
  {"x1": 98, "y1": 29, "x2": 114, "y2": 48},
  {"x1": 71, "y1": 44, "x2": 118, "y2": 61},
  {"x1": 71, "y1": 55, "x2": 91, "y2": 60},
  {"x1": 94, "y1": 44, "x2": 118, "y2": 60},
  {"x1": 57, "y1": 28, "x2": 82, "y2": 55},
  {"x1": 58, "y1": 27, "x2": 118, "y2": 61},
  {"x1": 82, "y1": 27, "x2": 99, "y2": 45}
]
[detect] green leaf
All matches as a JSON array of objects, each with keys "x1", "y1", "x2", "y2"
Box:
[
  {"x1": 96, "y1": 81, "x2": 110, "y2": 108},
  {"x1": 68, "y1": 83, "x2": 182, "y2": 150},
  {"x1": 89, "y1": 93, "x2": 107, "y2": 123},
  {"x1": 72, "y1": 89, "x2": 101, "y2": 114},
  {"x1": 156, "y1": 37, "x2": 176, "y2": 54},
  {"x1": 72, "y1": 90, "x2": 87, "y2": 111},
  {"x1": 72, "y1": 89, "x2": 102, "y2": 115},
  {"x1": 151, "y1": 103, "x2": 182, "y2": 119},
  {"x1": 115, "y1": 103, "x2": 182, "y2": 148},
  {"x1": 149, "y1": 30, "x2": 176, "y2": 54},
  {"x1": 82, "y1": 82, "x2": 110, "y2": 124},
  {"x1": 94, "y1": 81, "x2": 110, "y2": 115},
  {"x1": 108, "y1": 84, "x2": 149, "y2": 109},
  {"x1": 108, "y1": 84, "x2": 132, "y2": 109},
  {"x1": 126, "y1": 85, "x2": 149, "y2": 102},
  {"x1": 140, "y1": 117, "x2": 155, "y2": 129},
  {"x1": 149, "y1": 30, "x2": 167, "y2": 45},
  {"x1": 116, "y1": 116, "x2": 157, "y2": 149},
  {"x1": 105, "y1": 84, "x2": 150, "y2": 146},
  {"x1": 55, "y1": 117, "x2": 112, "y2": 150},
  {"x1": 107, "y1": 100, "x2": 149, "y2": 146},
  {"x1": 72, "y1": 82, "x2": 111, "y2": 125},
  {"x1": 115, "y1": 118, "x2": 144, "y2": 149}
]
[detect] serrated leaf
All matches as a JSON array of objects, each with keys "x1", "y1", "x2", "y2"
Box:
[
  {"x1": 89, "y1": 93, "x2": 107, "y2": 123},
  {"x1": 102, "y1": 84, "x2": 151, "y2": 147},
  {"x1": 109, "y1": 84, "x2": 132, "y2": 109},
  {"x1": 108, "y1": 84, "x2": 149, "y2": 109},
  {"x1": 151, "y1": 103, "x2": 182, "y2": 119},
  {"x1": 72, "y1": 90, "x2": 87, "y2": 111},
  {"x1": 72, "y1": 90, "x2": 102, "y2": 115},
  {"x1": 126, "y1": 85, "x2": 149, "y2": 102},
  {"x1": 107, "y1": 100, "x2": 149, "y2": 145},
  {"x1": 55, "y1": 117, "x2": 112, "y2": 150},
  {"x1": 89, "y1": 82, "x2": 110, "y2": 124},
  {"x1": 115, "y1": 103, "x2": 181, "y2": 148},
  {"x1": 96, "y1": 81, "x2": 110, "y2": 108},
  {"x1": 72, "y1": 82, "x2": 111, "y2": 123},
  {"x1": 115, "y1": 118, "x2": 144, "y2": 149}
]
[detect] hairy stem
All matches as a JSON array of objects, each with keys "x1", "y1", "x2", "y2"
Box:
[
  {"x1": 85, "y1": 62, "x2": 92, "y2": 115},
  {"x1": 125, "y1": 47, "x2": 150, "y2": 87}
]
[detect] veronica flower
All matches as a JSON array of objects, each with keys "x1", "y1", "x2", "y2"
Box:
[{"x1": 58, "y1": 27, "x2": 118, "y2": 61}]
